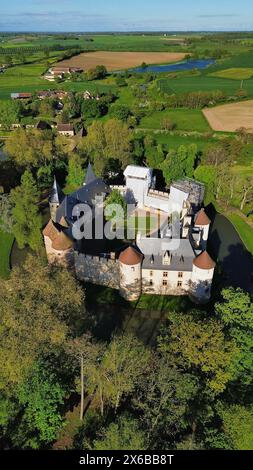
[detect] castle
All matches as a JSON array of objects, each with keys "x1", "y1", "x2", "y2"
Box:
[{"x1": 43, "y1": 164, "x2": 216, "y2": 303}]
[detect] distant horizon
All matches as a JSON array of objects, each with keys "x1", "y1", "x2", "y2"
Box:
[
  {"x1": 1, "y1": 30, "x2": 253, "y2": 34},
  {"x1": 1, "y1": 1, "x2": 253, "y2": 32}
]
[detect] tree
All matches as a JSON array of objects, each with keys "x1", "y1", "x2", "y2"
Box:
[
  {"x1": 0, "y1": 193, "x2": 14, "y2": 233},
  {"x1": 65, "y1": 154, "x2": 85, "y2": 192},
  {"x1": 39, "y1": 98, "x2": 56, "y2": 118},
  {"x1": 158, "y1": 312, "x2": 238, "y2": 394},
  {"x1": 93, "y1": 415, "x2": 146, "y2": 450},
  {"x1": 0, "y1": 254, "x2": 85, "y2": 390},
  {"x1": 217, "y1": 403, "x2": 253, "y2": 450},
  {"x1": 133, "y1": 354, "x2": 198, "y2": 448},
  {"x1": 145, "y1": 139, "x2": 165, "y2": 168},
  {"x1": 203, "y1": 143, "x2": 229, "y2": 167},
  {"x1": 104, "y1": 119, "x2": 131, "y2": 167},
  {"x1": 67, "y1": 334, "x2": 104, "y2": 421},
  {"x1": 161, "y1": 144, "x2": 197, "y2": 185},
  {"x1": 239, "y1": 176, "x2": 253, "y2": 211},
  {"x1": 0, "y1": 100, "x2": 21, "y2": 130},
  {"x1": 5, "y1": 128, "x2": 53, "y2": 167},
  {"x1": 81, "y1": 119, "x2": 131, "y2": 176},
  {"x1": 81, "y1": 100, "x2": 107, "y2": 120},
  {"x1": 85, "y1": 334, "x2": 150, "y2": 415},
  {"x1": 16, "y1": 361, "x2": 66, "y2": 447},
  {"x1": 111, "y1": 105, "x2": 132, "y2": 122},
  {"x1": 86, "y1": 65, "x2": 107, "y2": 81},
  {"x1": 194, "y1": 165, "x2": 217, "y2": 204},
  {"x1": 10, "y1": 170, "x2": 42, "y2": 250},
  {"x1": 105, "y1": 189, "x2": 127, "y2": 222},
  {"x1": 215, "y1": 288, "x2": 253, "y2": 385}
]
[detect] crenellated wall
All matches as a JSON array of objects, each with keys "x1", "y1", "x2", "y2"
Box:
[{"x1": 74, "y1": 252, "x2": 120, "y2": 289}]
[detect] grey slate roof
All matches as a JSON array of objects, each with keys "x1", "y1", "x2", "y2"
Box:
[
  {"x1": 55, "y1": 178, "x2": 111, "y2": 225},
  {"x1": 137, "y1": 237, "x2": 195, "y2": 272},
  {"x1": 49, "y1": 177, "x2": 64, "y2": 205}
]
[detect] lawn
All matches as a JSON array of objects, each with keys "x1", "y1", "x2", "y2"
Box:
[
  {"x1": 227, "y1": 214, "x2": 253, "y2": 255},
  {"x1": 139, "y1": 108, "x2": 210, "y2": 132},
  {"x1": 0, "y1": 229, "x2": 14, "y2": 278}
]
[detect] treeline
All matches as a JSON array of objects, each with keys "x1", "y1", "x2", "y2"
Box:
[
  {"x1": 157, "y1": 87, "x2": 247, "y2": 109},
  {"x1": 0, "y1": 255, "x2": 253, "y2": 450},
  {"x1": 0, "y1": 44, "x2": 82, "y2": 55},
  {"x1": 165, "y1": 90, "x2": 227, "y2": 109}
]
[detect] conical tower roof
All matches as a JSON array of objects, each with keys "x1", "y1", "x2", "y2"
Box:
[
  {"x1": 84, "y1": 163, "x2": 96, "y2": 185},
  {"x1": 193, "y1": 251, "x2": 216, "y2": 270},
  {"x1": 119, "y1": 246, "x2": 143, "y2": 266},
  {"x1": 195, "y1": 208, "x2": 211, "y2": 226},
  {"x1": 49, "y1": 176, "x2": 64, "y2": 204}
]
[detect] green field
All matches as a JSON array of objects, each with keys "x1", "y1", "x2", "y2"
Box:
[
  {"x1": 139, "y1": 108, "x2": 210, "y2": 132},
  {"x1": 210, "y1": 68, "x2": 253, "y2": 80},
  {"x1": 0, "y1": 229, "x2": 14, "y2": 278},
  {"x1": 158, "y1": 75, "x2": 253, "y2": 96},
  {"x1": 136, "y1": 131, "x2": 219, "y2": 152},
  {"x1": 0, "y1": 62, "x2": 117, "y2": 100},
  {"x1": 227, "y1": 214, "x2": 253, "y2": 255}
]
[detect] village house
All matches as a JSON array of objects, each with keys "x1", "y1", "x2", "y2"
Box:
[
  {"x1": 83, "y1": 90, "x2": 100, "y2": 100},
  {"x1": 43, "y1": 164, "x2": 216, "y2": 304},
  {"x1": 57, "y1": 123, "x2": 75, "y2": 136},
  {"x1": 11, "y1": 92, "x2": 32, "y2": 100},
  {"x1": 44, "y1": 66, "x2": 83, "y2": 81}
]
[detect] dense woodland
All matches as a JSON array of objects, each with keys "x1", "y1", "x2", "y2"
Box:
[{"x1": 0, "y1": 254, "x2": 253, "y2": 450}]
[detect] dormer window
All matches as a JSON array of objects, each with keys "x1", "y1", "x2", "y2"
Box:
[{"x1": 163, "y1": 251, "x2": 171, "y2": 265}]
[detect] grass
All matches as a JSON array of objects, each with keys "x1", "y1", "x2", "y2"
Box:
[
  {"x1": 227, "y1": 213, "x2": 253, "y2": 255},
  {"x1": 158, "y1": 75, "x2": 253, "y2": 97},
  {"x1": 0, "y1": 60, "x2": 117, "y2": 100},
  {"x1": 133, "y1": 294, "x2": 192, "y2": 312},
  {"x1": 0, "y1": 229, "x2": 14, "y2": 278},
  {"x1": 139, "y1": 108, "x2": 210, "y2": 132},
  {"x1": 210, "y1": 68, "x2": 253, "y2": 80},
  {"x1": 136, "y1": 130, "x2": 219, "y2": 151}
]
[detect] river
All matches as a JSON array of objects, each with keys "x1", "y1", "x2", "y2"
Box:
[{"x1": 208, "y1": 213, "x2": 253, "y2": 295}]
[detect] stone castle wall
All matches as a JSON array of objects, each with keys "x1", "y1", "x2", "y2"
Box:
[{"x1": 74, "y1": 252, "x2": 120, "y2": 289}]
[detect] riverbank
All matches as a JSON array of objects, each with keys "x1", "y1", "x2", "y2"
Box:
[{"x1": 226, "y1": 213, "x2": 253, "y2": 255}]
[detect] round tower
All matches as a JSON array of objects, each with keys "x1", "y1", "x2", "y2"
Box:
[
  {"x1": 194, "y1": 208, "x2": 211, "y2": 249},
  {"x1": 119, "y1": 246, "x2": 143, "y2": 301},
  {"x1": 191, "y1": 251, "x2": 216, "y2": 303}
]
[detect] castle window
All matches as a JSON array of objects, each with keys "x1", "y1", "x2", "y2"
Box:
[
  {"x1": 149, "y1": 280, "x2": 153, "y2": 286},
  {"x1": 150, "y1": 270, "x2": 153, "y2": 276},
  {"x1": 131, "y1": 267, "x2": 135, "y2": 272},
  {"x1": 178, "y1": 272, "x2": 183, "y2": 278},
  {"x1": 177, "y1": 281, "x2": 183, "y2": 288},
  {"x1": 162, "y1": 279, "x2": 168, "y2": 286},
  {"x1": 163, "y1": 272, "x2": 168, "y2": 277}
]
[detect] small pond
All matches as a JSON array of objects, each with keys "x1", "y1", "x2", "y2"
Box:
[{"x1": 131, "y1": 58, "x2": 215, "y2": 73}]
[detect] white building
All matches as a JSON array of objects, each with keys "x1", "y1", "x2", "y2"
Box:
[{"x1": 43, "y1": 164, "x2": 216, "y2": 303}]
